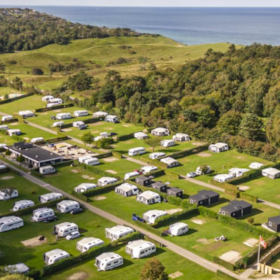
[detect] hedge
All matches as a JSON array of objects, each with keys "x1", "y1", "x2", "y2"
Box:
[
  {"x1": 210, "y1": 180, "x2": 239, "y2": 191},
  {"x1": 118, "y1": 133, "x2": 135, "y2": 142},
  {"x1": 45, "y1": 136, "x2": 69, "y2": 143},
  {"x1": 213, "y1": 257, "x2": 236, "y2": 271},
  {"x1": 216, "y1": 270, "x2": 237, "y2": 280},
  {"x1": 138, "y1": 156, "x2": 167, "y2": 169},
  {"x1": 239, "y1": 192, "x2": 258, "y2": 203},
  {"x1": 95, "y1": 152, "x2": 113, "y2": 159},
  {"x1": 111, "y1": 151, "x2": 123, "y2": 159},
  {"x1": 0, "y1": 92, "x2": 34, "y2": 105},
  {"x1": 0, "y1": 167, "x2": 10, "y2": 175},
  {"x1": 71, "y1": 190, "x2": 89, "y2": 202},
  {"x1": 133, "y1": 220, "x2": 163, "y2": 236},
  {"x1": 35, "y1": 103, "x2": 74, "y2": 112},
  {"x1": 225, "y1": 188, "x2": 240, "y2": 198},
  {"x1": 0, "y1": 118, "x2": 18, "y2": 124}
]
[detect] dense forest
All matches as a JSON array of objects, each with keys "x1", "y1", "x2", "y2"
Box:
[
  {"x1": 0, "y1": 8, "x2": 140, "y2": 53},
  {"x1": 64, "y1": 44, "x2": 280, "y2": 161}
]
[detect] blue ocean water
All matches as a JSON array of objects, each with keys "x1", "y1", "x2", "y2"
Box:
[{"x1": 5, "y1": 6, "x2": 280, "y2": 46}]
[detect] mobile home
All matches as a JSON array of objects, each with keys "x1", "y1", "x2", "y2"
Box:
[
  {"x1": 84, "y1": 157, "x2": 100, "y2": 166},
  {"x1": 39, "y1": 165, "x2": 56, "y2": 175},
  {"x1": 31, "y1": 137, "x2": 44, "y2": 144},
  {"x1": 18, "y1": 110, "x2": 34, "y2": 118},
  {"x1": 115, "y1": 183, "x2": 139, "y2": 197},
  {"x1": 43, "y1": 249, "x2": 70, "y2": 266},
  {"x1": 249, "y1": 162, "x2": 264, "y2": 169},
  {"x1": 7, "y1": 129, "x2": 21, "y2": 136},
  {"x1": 196, "y1": 166, "x2": 211, "y2": 175},
  {"x1": 229, "y1": 168, "x2": 250, "y2": 178},
  {"x1": 0, "y1": 216, "x2": 24, "y2": 232},
  {"x1": 143, "y1": 210, "x2": 167, "y2": 224},
  {"x1": 160, "y1": 139, "x2": 175, "y2": 148},
  {"x1": 165, "y1": 222, "x2": 189, "y2": 236},
  {"x1": 151, "y1": 127, "x2": 169, "y2": 136},
  {"x1": 97, "y1": 177, "x2": 118, "y2": 187},
  {"x1": 95, "y1": 252, "x2": 123, "y2": 271},
  {"x1": 76, "y1": 237, "x2": 104, "y2": 253},
  {"x1": 78, "y1": 155, "x2": 93, "y2": 164},
  {"x1": 13, "y1": 200, "x2": 35, "y2": 212},
  {"x1": 56, "y1": 200, "x2": 80, "y2": 214},
  {"x1": 140, "y1": 165, "x2": 158, "y2": 174},
  {"x1": 262, "y1": 168, "x2": 280, "y2": 179},
  {"x1": 172, "y1": 133, "x2": 190, "y2": 142},
  {"x1": 52, "y1": 121, "x2": 64, "y2": 127},
  {"x1": 53, "y1": 222, "x2": 79, "y2": 237},
  {"x1": 74, "y1": 183, "x2": 97, "y2": 193},
  {"x1": 128, "y1": 147, "x2": 146, "y2": 156},
  {"x1": 137, "y1": 191, "x2": 161, "y2": 205},
  {"x1": 56, "y1": 113, "x2": 72, "y2": 120},
  {"x1": 126, "y1": 239, "x2": 156, "y2": 259},
  {"x1": 0, "y1": 188, "x2": 18, "y2": 200},
  {"x1": 32, "y1": 208, "x2": 55, "y2": 222},
  {"x1": 39, "y1": 192, "x2": 63, "y2": 203},
  {"x1": 124, "y1": 171, "x2": 140, "y2": 181},
  {"x1": 50, "y1": 98, "x2": 63, "y2": 104},
  {"x1": 213, "y1": 174, "x2": 234, "y2": 183},
  {"x1": 74, "y1": 110, "x2": 89, "y2": 117},
  {"x1": 105, "y1": 225, "x2": 134, "y2": 241},
  {"x1": 42, "y1": 95, "x2": 54, "y2": 102},
  {"x1": 6, "y1": 263, "x2": 29, "y2": 274}
]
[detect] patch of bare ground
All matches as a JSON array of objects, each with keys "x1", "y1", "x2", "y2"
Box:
[
  {"x1": 220, "y1": 251, "x2": 241, "y2": 264},
  {"x1": 67, "y1": 272, "x2": 89, "y2": 280},
  {"x1": 169, "y1": 271, "x2": 183, "y2": 279},
  {"x1": 94, "y1": 196, "x2": 106, "y2": 201},
  {"x1": 22, "y1": 236, "x2": 47, "y2": 247},
  {"x1": 164, "y1": 208, "x2": 182, "y2": 215},
  {"x1": 0, "y1": 176, "x2": 14, "y2": 180},
  {"x1": 197, "y1": 152, "x2": 212, "y2": 157},
  {"x1": 103, "y1": 157, "x2": 119, "y2": 162}
]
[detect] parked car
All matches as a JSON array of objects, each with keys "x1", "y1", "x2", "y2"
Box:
[
  {"x1": 50, "y1": 116, "x2": 56, "y2": 120},
  {"x1": 187, "y1": 172, "x2": 197, "y2": 178},
  {"x1": 70, "y1": 208, "x2": 83, "y2": 215},
  {"x1": 66, "y1": 231, "x2": 81, "y2": 240},
  {"x1": 44, "y1": 216, "x2": 57, "y2": 223}
]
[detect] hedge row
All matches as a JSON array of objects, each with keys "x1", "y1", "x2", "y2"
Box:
[
  {"x1": 0, "y1": 167, "x2": 10, "y2": 175},
  {"x1": 35, "y1": 103, "x2": 74, "y2": 113},
  {"x1": 111, "y1": 151, "x2": 123, "y2": 159},
  {"x1": 210, "y1": 180, "x2": 239, "y2": 191},
  {"x1": 216, "y1": 270, "x2": 237, "y2": 280},
  {"x1": 71, "y1": 190, "x2": 89, "y2": 202},
  {"x1": 138, "y1": 155, "x2": 167, "y2": 169},
  {"x1": 0, "y1": 118, "x2": 18, "y2": 124},
  {"x1": 239, "y1": 192, "x2": 258, "y2": 203},
  {"x1": 118, "y1": 133, "x2": 135, "y2": 142},
  {"x1": 133, "y1": 220, "x2": 163, "y2": 236},
  {"x1": 95, "y1": 152, "x2": 113, "y2": 159},
  {"x1": 45, "y1": 136, "x2": 69, "y2": 143},
  {"x1": 0, "y1": 92, "x2": 34, "y2": 105}
]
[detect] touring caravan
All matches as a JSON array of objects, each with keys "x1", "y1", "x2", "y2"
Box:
[
  {"x1": 160, "y1": 157, "x2": 179, "y2": 168},
  {"x1": 52, "y1": 121, "x2": 64, "y2": 127},
  {"x1": 39, "y1": 192, "x2": 63, "y2": 203},
  {"x1": 74, "y1": 183, "x2": 97, "y2": 193},
  {"x1": 73, "y1": 121, "x2": 85, "y2": 128},
  {"x1": 56, "y1": 113, "x2": 72, "y2": 120},
  {"x1": 134, "y1": 132, "x2": 148, "y2": 140},
  {"x1": 149, "y1": 152, "x2": 166, "y2": 160},
  {"x1": 7, "y1": 129, "x2": 21, "y2": 136},
  {"x1": 213, "y1": 174, "x2": 234, "y2": 183},
  {"x1": 43, "y1": 249, "x2": 70, "y2": 266},
  {"x1": 137, "y1": 191, "x2": 161, "y2": 205},
  {"x1": 105, "y1": 225, "x2": 134, "y2": 241},
  {"x1": 0, "y1": 216, "x2": 24, "y2": 232},
  {"x1": 42, "y1": 95, "x2": 54, "y2": 102},
  {"x1": 0, "y1": 125, "x2": 9, "y2": 131},
  {"x1": 143, "y1": 210, "x2": 167, "y2": 224},
  {"x1": 13, "y1": 200, "x2": 35, "y2": 212},
  {"x1": 124, "y1": 171, "x2": 140, "y2": 181},
  {"x1": 84, "y1": 157, "x2": 100, "y2": 166},
  {"x1": 50, "y1": 98, "x2": 63, "y2": 104},
  {"x1": 140, "y1": 165, "x2": 158, "y2": 174},
  {"x1": 128, "y1": 147, "x2": 146, "y2": 156},
  {"x1": 97, "y1": 177, "x2": 118, "y2": 187},
  {"x1": 160, "y1": 139, "x2": 175, "y2": 148},
  {"x1": 196, "y1": 166, "x2": 211, "y2": 175},
  {"x1": 18, "y1": 110, "x2": 34, "y2": 118},
  {"x1": 229, "y1": 168, "x2": 249, "y2": 178},
  {"x1": 126, "y1": 239, "x2": 156, "y2": 259},
  {"x1": 1, "y1": 115, "x2": 13, "y2": 122},
  {"x1": 53, "y1": 222, "x2": 79, "y2": 237},
  {"x1": 93, "y1": 111, "x2": 108, "y2": 118},
  {"x1": 95, "y1": 252, "x2": 123, "y2": 271},
  {"x1": 115, "y1": 183, "x2": 139, "y2": 197},
  {"x1": 249, "y1": 162, "x2": 264, "y2": 169},
  {"x1": 56, "y1": 200, "x2": 80, "y2": 214},
  {"x1": 165, "y1": 222, "x2": 189, "y2": 236},
  {"x1": 39, "y1": 166, "x2": 56, "y2": 175},
  {"x1": 46, "y1": 103, "x2": 59, "y2": 108},
  {"x1": 78, "y1": 155, "x2": 93, "y2": 164},
  {"x1": 32, "y1": 208, "x2": 55, "y2": 222},
  {"x1": 151, "y1": 127, "x2": 169, "y2": 136},
  {"x1": 74, "y1": 110, "x2": 89, "y2": 117},
  {"x1": 31, "y1": 137, "x2": 44, "y2": 144},
  {"x1": 172, "y1": 133, "x2": 190, "y2": 142},
  {"x1": 0, "y1": 188, "x2": 18, "y2": 200},
  {"x1": 76, "y1": 237, "x2": 104, "y2": 253},
  {"x1": 105, "y1": 115, "x2": 119, "y2": 123}
]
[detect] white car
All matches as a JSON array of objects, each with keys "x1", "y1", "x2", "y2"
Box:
[{"x1": 65, "y1": 231, "x2": 81, "y2": 240}]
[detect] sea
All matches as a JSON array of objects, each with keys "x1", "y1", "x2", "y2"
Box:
[{"x1": 4, "y1": 6, "x2": 280, "y2": 46}]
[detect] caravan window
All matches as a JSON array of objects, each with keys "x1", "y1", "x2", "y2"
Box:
[{"x1": 114, "y1": 261, "x2": 119, "y2": 264}]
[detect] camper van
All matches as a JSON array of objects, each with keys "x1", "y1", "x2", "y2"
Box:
[
  {"x1": 74, "y1": 110, "x2": 89, "y2": 117},
  {"x1": 115, "y1": 183, "x2": 139, "y2": 197},
  {"x1": 128, "y1": 147, "x2": 146, "y2": 156},
  {"x1": 76, "y1": 237, "x2": 104, "y2": 253},
  {"x1": 160, "y1": 139, "x2": 175, "y2": 148},
  {"x1": 39, "y1": 192, "x2": 63, "y2": 203},
  {"x1": 149, "y1": 152, "x2": 166, "y2": 160},
  {"x1": 105, "y1": 115, "x2": 119, "y2": 123},
  {"x1": 7, "y1": 129, "x2": 21, "y2": 136},
  {"x1": 13, "y1": 200, "x2": 35, "y2": 212},
  {"x1": 18, "y1": 110, "x2": 34, "y2": 118},
  {"x1": 143, "y1": 210, "x2": 167, "y2": 224},
  {"x1": 43, "y1": 249, "x2": 70, "y2": 266},
  {"x1": 0, "y1": 125, "x2": 9, "y2": 131},
  {"x1": 56, "y1": 200, "x2": 80, "y2": 214},
  {"x1": 74, "y1": 183, "x2": 97, "y2": 193},
  {"x1": 140, "y1": 165, "x2": 158, "y2": 174},
  {"x1": 56, "y1": 113, "x2": 72, "y2": 120},
  {"x1": 97, "y1": 177, "x2": 118, "y2": 187},
  {"x1": 126, "y1": 239, "x2": 156, "y2": 259},
  {"x1": 137, "y1": 191, "x2": 161, "y2": 205},
  {"x1": 39, "y1": 166, "x2": 56, "y2": 175},
  {"x1": 124, "y1": 171, "x2": 140, "y2": 181},
  {"x1": 52, "y1": 121, "x2": 64, "y2": 127},
  {"x1": 0, "y1": 188, "x2": 18, "y2": 200},
  {"x1": 31, "y1": 137, "x2": 44, "y2": 144},
  {"x1": 73, "y1": 121, "x2": 85, "y2": 128},
  {"x1": 165, "y1": 222, "x2": 189, "y2": 236},
  {"x1": 53, "y1": 222, "x2": 79, "y2": 237},
  {"x1": 84, "y1": 157, "x2": 100, "y2": 166},
  {"x1": 95, "y1": 252, "x2": 123, "y2": 271},
  {"x1": 1, "y1": 115, "x2": 13, "y2": 122},
  {"x1": 105, "y1": 225, "x2": 134, "y2": 241},
  {"x1": 32, "y1": 208, "x2": 56, "y2": 222},
  {"x1": 42, "y1": 95, "x2": 54, "y2": 102},
  {"x1": 0, "y1": 216, "x2": 24, "y2": 232}
]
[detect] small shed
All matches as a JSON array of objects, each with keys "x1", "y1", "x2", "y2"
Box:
[
  {"x1": 152, "y1": 182, "x2": 167, "y2": 193},
  {"x1": 189, "y1": 190, "x2": 219, "y2": 206},
  {"x1": 167, "y1": 187, "x2": 183, "y2": 198},
  {"x1": 219, "y1": 200, "x2": 252, "y2": 218},
  {"x1": 267, "y1": 216, "x2": 280, "y2": 232},
  {"x1": 135, "y1": 176, "x2": 152, "y2": 187}
]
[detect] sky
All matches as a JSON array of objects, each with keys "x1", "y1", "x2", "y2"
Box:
[{"x1": 1, "y1": 0, "x2": 280, "y2": 7}]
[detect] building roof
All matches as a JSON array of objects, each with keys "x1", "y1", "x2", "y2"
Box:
[
  {"x1": 152, "y1": 182, "x2": 167, "y2": 188},
  {"x1": 220, "y1": 200, "x2": 252, "y2": 213},
  {"x1": 40, "y1": 192, "x2": 62, "y2": 199},
  {"x1": 0, "y1": 188, "x2": 17, "y2": 195},
  {"x1": 57, "y1": 200, "x2": 79, "y2": 207},
  {"x1": 0, "y1": 216, "x2": 23, "y2": 224},
  {"x1": 263, "y1": 168, "x2": 280, "y2": 176},
  {"x1": 136, "y1": 176, "x2": 150, "y2": 181},
  {"x1": 152, "y1": 127, "x2": 169, "y2": 133},
  {"x1": 269, "y1": 215, "x2": 280, "y2": 224},
  {"x1": 143, "y1": 210, "x2": 167, "y2": 217},
  {"x1": 167, "y1": 187, "x2": 183, "y2": 194},
  {"x1": 190, "y1": 190, "x2": 219, "y2": 201},
  {"x1": 45, "y1": 249, "x2": 69, "y2": 258},
  {"x1": 160, "y1": 157, "x2": 178, "y2": 165},
  {"x1": 55, "y1": 222, "x2": 77, "y2": 230},
  {"x1": 210, "y1": 142, "x2": 228, "y2": 148},
  {"x1": 170, "y1": 222, "x2": 188, "y2": 230},
  {"x1": 6, "y1": 263, "x2": 29, "y2": 274}
]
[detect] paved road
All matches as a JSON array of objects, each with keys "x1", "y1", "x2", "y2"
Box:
[{"x1": 1, "y1": 159, "x2": 246, "y2": 280}]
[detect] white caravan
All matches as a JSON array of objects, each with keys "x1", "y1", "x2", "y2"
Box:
[
  {"x1": 97, "y1": 177, "x2": 118, "y2": 187},
  {"x1": 78, "y1": 155, "x2": 93, "y2": 163},
  {"x1": 84, "y1": 157, "x2": 100, "y2": 166},
  {"x1": 32, "y1": 208, "x2": 55, "y2": 222},
  {"x1": 134, "y1": 132, "x2": 148, "y2": 140},
  {"x1": 18, "y1": 110, "x2": 34, "y2": 118},
  {"x1": 115, "y1": 183, "x2": 139, "y2": 197},
  {"x1": 56, "y1": 113, "x2": 72, "y2": 120},
  {"x1": 104, "y1": 115, "x2": 119, "y2": 123},
  {"x1": 73, "y1": 121, "x2": 85, "y2": 128},
  {"x1": 105, "y1": 225, "x2": 134, "y2": 241},
  {"x1": 74, "y1": 110, "x2": 89, "y2": 117},
  {"x1": 167, "y1": 222, "x2": 189, "y2": 236},
  {"x1": 160, "y1": 139, "x2": 175, "y2": 148},
  {"x1": 53, "y1": 222, "x2": 79, "y2": 237},
  {"x1": 1, "y1": 115, "x2": 13, "y2": 122},
  {"x1": 95, "y1": 252, "x2": 123, "y2": 271},
  {"x1": 44, "y1": 249, "x2": 70, "y2": 266},
  {"x1": 39, "y1": 192, "x2": 63, "y2": 203},
  {"x1": 50, "y1": 98, "x2": 63, "y2": 104},
  {"x1": 124, "y1": 171, "x2": 140, "y2": 181},
  {"x1": 172, "y1": 133, "x2": 190, "y2": 142},
  {"x1": 46, "y1": 103, "x2": 59, "y2": 108},
  {"x1": 39, "y1": 165, "x2": 56, "y2": 175},
  {"x1": 7, "y1": 129, "x2": 21, "y2": 136},
  {"x1": 56, "y1": 200, "x2": 80, "y2": 214},
  {"x1": 126, "y1": 239, "x2": 156, "y2": 259},
  {"x1": 151, "y1": 127, "x2": 169, "y2": 136},
  {"x1": 93, "y1": 111, "x2": 108, "y2": 118},
  {"x1": 229, "y1": 168, "x2": 250, "y2": 178},
  {"x1": 213, "y1": 174, "x2": 234, "y2": 183},
  {"x1": 141, "y1": 165, "x2": 158, "y2": 174},
  {"x1": 137, "y1": 191, "x2": 161, "y2": 205},
  {"x1": 0, "y1": 216, "x2": 24, "y2": 232},
  {"x1": 143, "y1": 210, "x2": 167, "y2": 224},
  {"x1": 52, "y1": 121, "x2": 64, "y2": 127},
  {"x1": 128, "y1": 147, "x2": 146, "y2": 156},
  {"x1": 74, "y1": 183, "x2": 97, "y2": 193},
  {"x1": 6, "y1": 263, "x2": 29, "y2": 274},
  {"x1": 76, "y1": 237, "x2": 104, "y2": 253},
  {"x1": 13, "y1": 200, "x2": 35, "y2": 212},
  {"x1": 0, "y1": 125, "x2": 9, "y2": 131},
  {"x1": 42, "y1": 95, "x2": 54, "y2": 102},
  {"x1": 0, "y1": 188, "x2": 18, "y2": 200},
  {"x1": 149, "y1": 152, "x2": 166, "y2": 160},
  {"x1": 31, "y1": 137, "x2": 44, "y2": 144},
  {"x1": 160, "y1": 157, "x2": 179, "y2": 168},
  {"x1": 249, "y1": 162, "x2": 264, "y2": 169}
]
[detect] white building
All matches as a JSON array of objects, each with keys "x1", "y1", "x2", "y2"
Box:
[
  {"x1": 134, "y1": 132, "x2": 148, "y2": 140},
  {"x1": 160, "y1": 139, "x2": 175, "y2": 148},
  {"x1": 149, "y1": 152, "x2": 166, "y2": 160},
  {"x1": 126, "y1": 239, "x2": 156, "y2": 259},
  {"x1": 18, "y1": 110, "x2": 34, "y2": 118},
  {"x1": 151, "y1": 127, "x2": 169, "y2": 136},
  {"x1": 115, "y1": 183, "x2": 139, "y2": 197},
  {"x1": 137, "y1": 191, "x2": 161, "y2": 205},
  {"x1": 0, "y1": 188, "x2": 18, "y2": 200},
  {"x1": 229, "y1": 168, "x2": 250, "y2": 178},
  {"x1": 209, "y1": 142, "x2": 229, "y2": 153},
  {"x1": 0, "y1": 216, "x2": 24, "y2": 232},
  {"x1": 143, "y1": 210, "x2": 167, "y2": 224},
  {"x1": 7, "y1": 129, "x2": 21, "y2": 136},
  {"x1": 13, "y1": 200, "x2": 35, "y2": 212},
  {"x1": 160, "y1": 157, "x2": 179, "y2": 168},
  {"x1": 56, "y1": 113, "x2": 72, "y2": 120},
  {"x1": 128, "y1": 147, "x2": 146, "y2": 156},
  {"x1": 39, "y1": 192, "x2": 63, "y2": 203},
  {"x1": 74, "y1": 183, "x2": 97, "y2": 193},
  {"x1": 95, "y1": 252, "x2": 123, "y2": 271},
  {"x1": 97, "y1": 177, "x2": 118, "y2": 187},
  {"x1": 105, "y1": 225, "x2": 134, "y2": 241},
  {"x1": 39, "y1": 165, "x2": 56, "y2": 175},
  {"x1": 76, "y1": 237, "x2": 104, "y2": 253},
  {"x1": 249, "y1": 162, "x2": 264, "y2": 169},
  {"x1": 32, "y1": 208, "x2": 55, "y2": 222},
  {"x1": 53, "y1": 222, "x2": 79, "y2": 237},
  {"x1": 105, "y1": 115, "x2": 119, "y2": 123},
  {"x1": 56, "y1": 200, "x2": 80, "y2": 214},
  {"x1": 262, "y1": 168, "x2": 280, "y2": 179},
  {"x1": 74, "y1": 110, "x2": 89, "y2": 117},
  {"x1": 31, "y1": 137, "x2": 44, "y2": 144},
  {"x1": 141, "y1": 165, "x2": 158, "y2": 174},
  {"x1": 172, "y1": 133, "x2": 190, "y2": 142},
  {"x1": 93, "y1": 111, "x2": 108, "y2": 118},
  {"x1": 213, "y1": 174, "x2": 234, "y2": 183},
  {"x1": 167, "y1": 222, "x2": 189, "y2": 236},
  {"x1": 44, "y1": 249, "x2": 70, "y2": 266}
]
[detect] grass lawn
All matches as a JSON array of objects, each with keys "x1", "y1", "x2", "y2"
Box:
[
  {"x1": 0, "y1": 172, "x2": 47, "y2": 214},
  {"x1": 0, "y1": 87, "x2": 17, "y2": 96},
  {"x1": 0, "y1": 210, "x2": 115, "y2": 270}
]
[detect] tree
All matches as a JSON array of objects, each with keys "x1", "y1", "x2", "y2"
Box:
[
  {"x1": 31, "y1": 68, "x2": 44, "y2": 75},
  {"x1": 67, "y1": 71, "x2": 92, "y2": 91},
  {"x1": 81, "y1": 132, "x2": 94, "y2": 146},
  {"x1": 95, "y1": 137, "x2": 113, "y2": 149},
  {"x1": 16, "y1": 154, "x2": 24, "y2": 163},
  {"x1": 217, "y1": 111, "x2": 242, "y2": 135},
  {"x1": 199, "y1": 165, "x2": 209, "y2": 175},
  {"x1": 144, "y1": 137, "x2": 163, "y2": 152},
  {"x1": 140, "y1": 258, "x2": 168, "y2": 280},
  {"x1": 5, "y1": 149, "x2": 11, "y2": 156}
]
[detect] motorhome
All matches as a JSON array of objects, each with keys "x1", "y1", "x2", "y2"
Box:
[
  {"x1": 7, "y1": 129, "x2": 21, "y2": 136},
  {"x1": 13, "y1": 200, "x2": 35, "y2": 212},
  {"x1": 76, "y1": 237, "x2": 104, "y2": 253},
  {"x1": 160, "y1": 157, "x2": 179, "y2": 168},
  {"x1": 39, "y1": 192, "x2": 63, "y2": 203},
  {"x1": 140, "y1": 165, "x2": 158, "y2": 174},
  {"x1": 97, "y1": 177, "x2": 118, "y2": 187},
  {"x1": 53, "y1": 222, "x2": 79, "y2": 237},
  {"x1": 42, "y1": 95, "x2": 54, "y2": 102},
  {"x1": 1, "y1": 115, "x2": 14, "y2": 122},
  {"x1": 74, "y1": 183, "x2": 97, "y2": 193},
  {"x1": 0, "y1": 216, "x2": 24, "y2": 232},
  {"x1": 43, "y1": 249, "x2": 70, "y2": 266},
  {"x1": 165, "y1": 222, "x2": 189, "y2": 236},
  {"x1": 56, "y1": 200, "x2": 80, "y2": 214},
  {"x1": 115, "y1": 183, "x2": 139, "y2": 196},
  {"x1": 31, "y1": 137, "x2": 44, "y2": 144},
  {"x1": 0, "y1": 125, "x2": 9, "y2": 131},
  {"x1": 126, "y1": 239, "x2": 156, "y2": 259},
  {"x1": 124, "y1": 171, "x2": 140, "y2": 181},
  {"x1": 84, "y1": 157, "x2": 100, "y2": 166},
  {"x1": 73, "y1": 121, "x2": 85, "y2": 128},
  {"x1": 172, "y1": 133, "x2": 190, "y2": 142},
  {"x1": 137, "y1": 191, "x2": 161, "y2": 205},
  {"x1": 32, "y1": 208, "x2": 55, "y2": 222},
  {"x1": 52, "y1": 121, "x2": 64, "y2": 127},
  {"x1": 213, "y1": 174, "x2": 234, "y2": 183},
  {"x1": 18, "y1": 110, "x2": 34, "y2": 118},
  {"x1": 39, "y1": 165, "x2": 56, "y2": 175},
  {"x1": 56, "y1": 113, "x2": 72, "y2": 120},
  {"x1": 95, "y1": 252, "x2": 123, "y2": 271},
  {"x1": 0, "y1": 188, "x2": 18, "y2": 200},
  {"x1": 149, "y1": 152, "x2": 166, "y2": 160},
  {"x1": 134, "y1": 132, "x2": 148, "y2": 140},
  {"x1": 93, "y1": 111, "x2": 108, "y2": 118},
  {"x1": 160, "y1": 139, "x2": 175, "y2": 148},
  {"x1": 105, "y1": 225, "x2": 134, "y2": 241},
  {"x1": 143, "y1": 210, "x2": 167, "y2": 224},
  {"x1": 74, "y1": 110, "x2": 89, "y2": 117},
  {"x1": 128, "y1": 147, "x2": 146, "y2": 156},
  {"x1": 151, "y1": 127, "x2": 169, "y2": 136},
  {"x1": 105, "y1": 115, "x2": 119, "y2": 123}
]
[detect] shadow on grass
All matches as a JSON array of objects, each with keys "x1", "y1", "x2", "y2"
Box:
[
  {"x1": 238, "y1": 208, "x2": 263, "y2": 220},
  {"x1": 208, "y1": 197, "x2": 230, "y2": 208}
]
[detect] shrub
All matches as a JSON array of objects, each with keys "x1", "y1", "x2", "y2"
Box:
[
  {"x1": 247, "y1": 217, "x2": 254, "y2": 225},
  {"x1": 32, "y1": 67, "x2": 44, "y2": 75}
]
